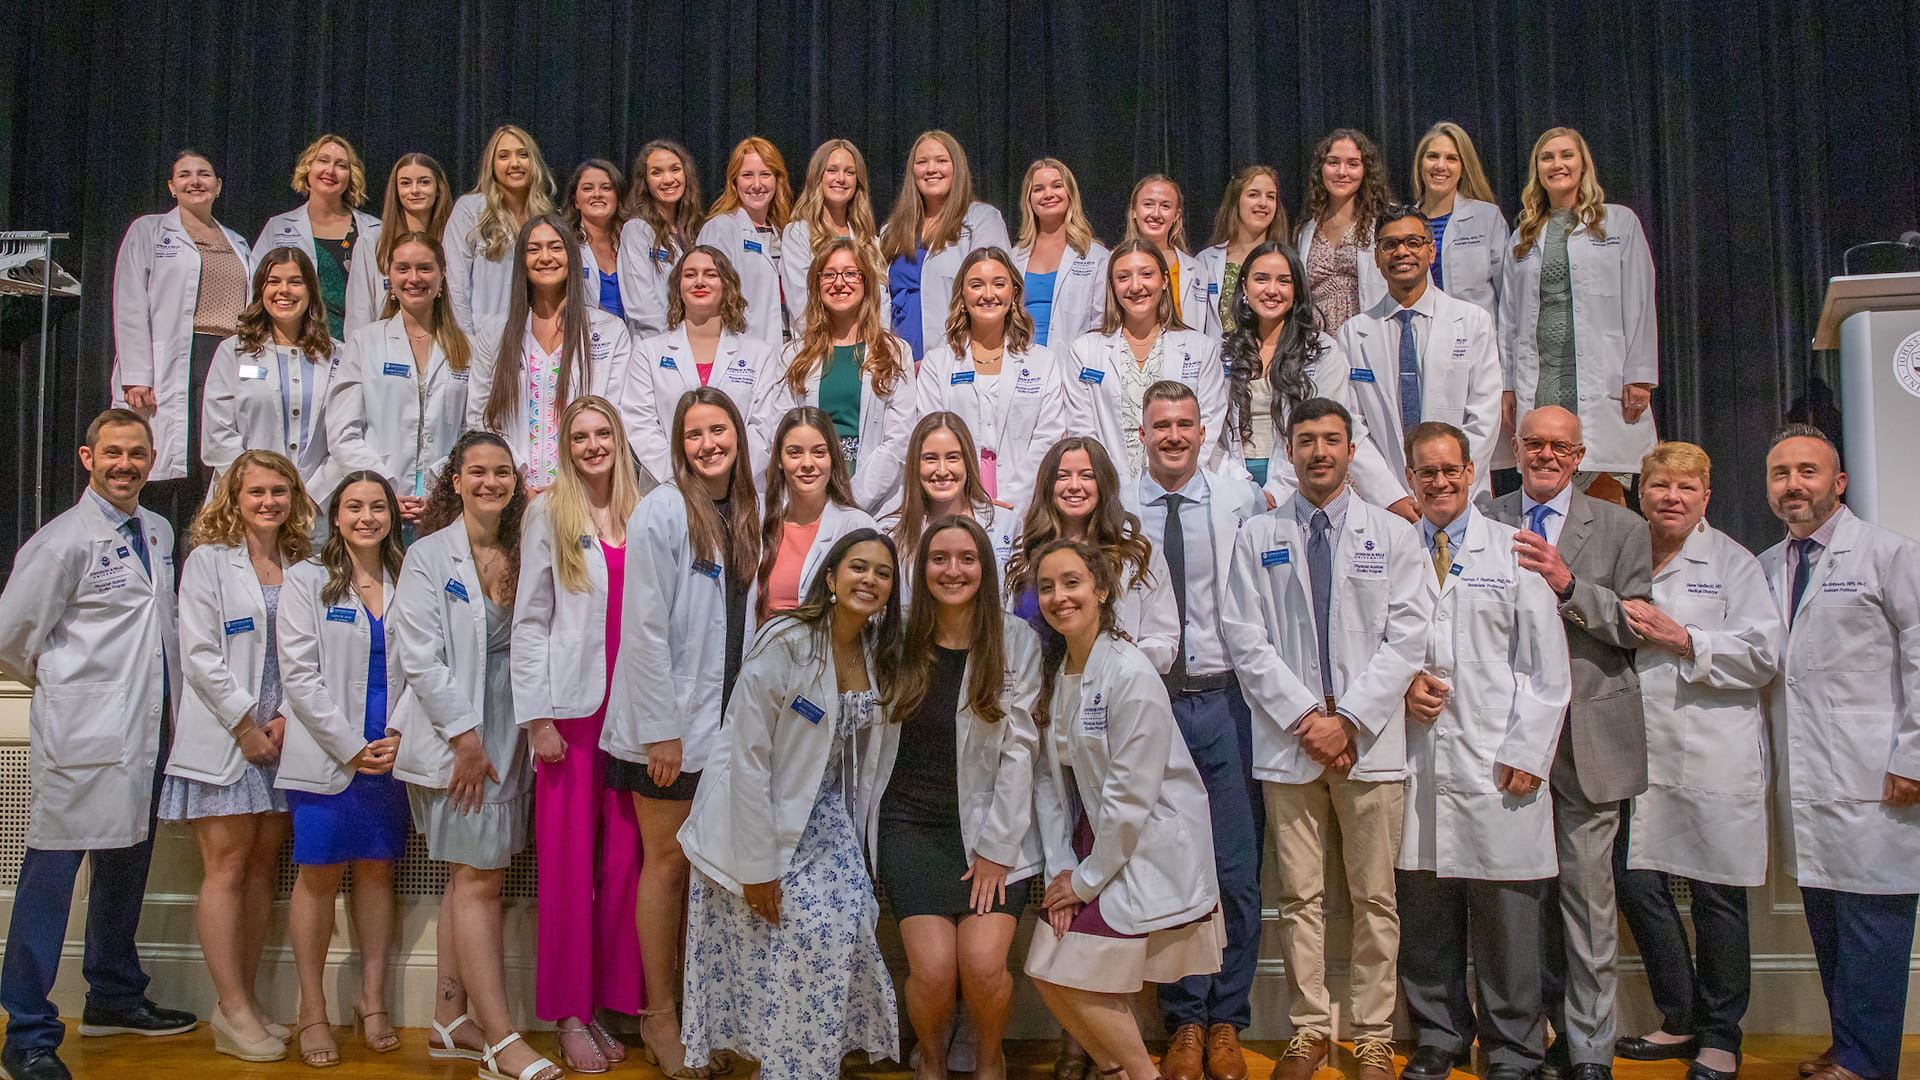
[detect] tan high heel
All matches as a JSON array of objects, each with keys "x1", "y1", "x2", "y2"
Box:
[
  {"x1": 296, "y1": 1020, "x2": 340, "y2": 1069},
  {"x1": 639, "y1": 1006, "x2": 709, "y2": 1080},
  {"x1": 353, "y1": 1008, "x2": 400, "y2": 1054}
]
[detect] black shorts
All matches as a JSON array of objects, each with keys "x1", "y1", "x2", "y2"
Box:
[{"x1": 605, "y1": 757, "x2": 701, "y2": 801}]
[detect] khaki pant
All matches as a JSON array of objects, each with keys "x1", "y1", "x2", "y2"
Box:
[{"x1": 1265, "y1": 771, "x2": 1405, "y2": 1040}]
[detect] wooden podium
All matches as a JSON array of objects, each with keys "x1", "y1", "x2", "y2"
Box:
[{"x1": 1814, "y1": 272, "x2": 1920, "y2": 539}]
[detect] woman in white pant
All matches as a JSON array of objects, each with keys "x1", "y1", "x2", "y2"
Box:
[
  {"x1": 162, "y1": 450, "x2": 315, "y2": 1063},
  {"x1": 344, "y1": 152, "x2": 453, "y2": 337},
  {"x1": 445, "y1": 124, "x2": 557, "y2": 334},
  {"x1": 616, "y1": 139, "x2": 704, "y2": 339},
  {"x1": 782, "y1": 138, "x2": 880, "y2": 339}
]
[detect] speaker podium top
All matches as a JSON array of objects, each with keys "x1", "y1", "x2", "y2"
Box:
[{"x1": 1814, "y1": 272, "x2": 1920, "y2": 349}]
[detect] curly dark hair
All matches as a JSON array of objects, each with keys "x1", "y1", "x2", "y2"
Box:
[
  {"x1": 1222, "y1": 240, "x2": 1327, "y2": 449},
  {"x1": 417, "y1": 430, "x2": 529, "y2": 603}
]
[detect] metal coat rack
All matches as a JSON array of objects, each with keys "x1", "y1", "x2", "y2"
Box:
[{"x1": 0, "y1": 230, "x2": 76, "y2": 528}]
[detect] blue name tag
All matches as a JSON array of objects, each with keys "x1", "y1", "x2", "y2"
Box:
[
  {"x1": 445, "y1": 579, "x2": 469, "y2": 602},
  {"x1": 1208, "y1": 282, "x2": 1220, "y2": 295},
  {"x1": 1349, "y1": 368, "x2": 1376, "y2": 383},
  {"x1": 951, "y1": 370, "x2": 974, "y2": 385},
  {"x1": 383, "y1": 362, "x2": 412, "y2": 377},
  {"x1": 224, "y1": 617, "x2": 255, "y2": 636},
  {"x1": 1449, "y1": 563, "x2": 1463, "y2": 576},
  {"x1": 1079, "y1": 367, "x2": 1104, "y2": 384},
  {"x1": 581, "y1": 535, "x2": 594, "y2": 549},
  {"x1": 691, "y1": 559, "x2": 722, "y2": 580},
  {"x1": 659, "y1": 357, "x2": 677, "y2": 369},
  {"x1": 1261, "y1": 549, "x2": 1291, "y2": 567},
  {"x1": 653, "y1": 248, "x2": 672, "y2": 262},
  {"x1": 790, "y1": 695, "x2": 825, "y2": 724},
  {"x1": 326, "y1": 606, "x2": 358, "y2": 624},
  {"x1": 743, "y1": 239, "x2": 763, "y2": 254},
  {"x1": 116, "y1": 546, "x2": 130, "y2": 559}
]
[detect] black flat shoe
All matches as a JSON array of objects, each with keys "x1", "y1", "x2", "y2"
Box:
[
  {"x1": 77, "y1": 999, "x2": 197, "y2": 1037},
  {"x1": 1687, "y1": 1058, "x2": 1741, "y2": 1080},
  {"x1": 1487, "y1": 1066, "x2": 1542, "y2": 1080},
  {"x1": 1403, "y1": 1044, "x2": 1470, "y2": 1080},
  {"x1": 0, "y1": 1044, "x2": 73, "y2": 1080},
  {"x1": 1615, "y1": 1035, "x2": 1699, "y2": 1062}
]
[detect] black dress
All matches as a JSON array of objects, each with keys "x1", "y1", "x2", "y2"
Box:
[{"x1": 876, "y1": 645, "x2": 1032, "y2": 918}]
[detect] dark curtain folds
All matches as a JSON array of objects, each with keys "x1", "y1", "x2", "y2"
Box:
[{"x1": 4, "y1": 0, "x2": 1918, "y2": 567}]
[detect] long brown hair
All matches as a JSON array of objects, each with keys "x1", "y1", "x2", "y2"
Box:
[
  {"x1": 381, "y1": 231, "x2": 471, "y2": 371},
  {"x1": 234, "y1": 248, "x2": 334, "y2": 361},
  {"x1": 756, "y1": 406, "x2": 857, "y2": 618},
  {"x1": 880, "y1": 130, "x2": 978, "y2": 261},
  {"x1": 888, "y1": 412, "x2": 993, "y2": 570},
  {"x1": 561, "y1": 158, "x2": 629, "y2": 245},
  {"x1": 942, "y1": 246, "x2": 1034, "y2": 356},
  {"x1": 1005, "y1": 437, "x2": 1154, "y2": 598},
  {"x1": 895, "y1": 515, "x2": 1009, "y2": 723},
  {"x1": 374, "y1": 153, "x2": 453, "y2": 274},
  {"x1": 1301, "y1": 128, "x2": 1394, "y2": 245},
  {"x1": 190, "y1": 449, "x2": 316, "y2": 557},
  {"x1": 1099, "y1": 239, "x2": 1189, "y2": 335},
  {"x1": 481, "y1": 214, "x2": 596, "y2": 434},
  {"x1": 1511, "y1": 126, "x2": 1609, "y2": 259},
  {"x1": 671, "y1": 386, "x2": 760, "y2": 588},
  {"x1": 418, "y1": 430, "x2": 529, "y2": 601},
  {"x1": 793, "y1": 138, "x2": 879, "y2": 260},
  {"x1": 784, "y1": 237, "x2": 903, "y2": 396},
  {"x1": 665, "y1": 245, "x2": 750, "y2": 333},
  {"x1": 765, "y1": 528, "x2": 904, "y2": 707},
  {"x1": 1208, "y1": 165, "x2": 1291, "y2": 248},
  {"x1": 1030, "y1": 537, "x2": 1123, "y2": 729},
  {"x1": 621, "y1": 139, "x2": 704, "y2": 260},
  {"x1": 319, "y1": 469, "x2": 404, "y2": 606},
  {"x1": 706, "y1": 136, "x2": 793, "y2": 229}
]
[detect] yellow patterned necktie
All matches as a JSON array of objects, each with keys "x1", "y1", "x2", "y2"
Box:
[{"x1": 1433, "y1": 530, "x2": 1452, "y2": 585}]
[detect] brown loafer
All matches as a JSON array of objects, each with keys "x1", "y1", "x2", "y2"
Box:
[
  {"x1": 1799, "y1": 1048, "x2": 1836, "y2": 1078},
  {"x1": 1354, "y1": 1039, "x2": 1399, "y2": 1080},
  {"x1": 1274, "y1": 1033, "x2": 1328, "y2": 1080},
  {"x1": 1160, "y1": 1024, "x2": 1205, "y2": 1080},
  {"x1": 1805, "y1": 1066, "x2": 1864, "y2": 1080},
  {"x1": 1203, "y1": 1024, "x2": 1248, "y2": 1080}
]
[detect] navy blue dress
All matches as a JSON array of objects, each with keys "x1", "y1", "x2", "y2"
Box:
[{"x1": 287, "y1": 613, "x2": 411, "y2": 864}]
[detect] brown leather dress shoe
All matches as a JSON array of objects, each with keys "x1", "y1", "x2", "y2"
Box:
[
  {"x1": 1354, "y1": 1039, "x2": 1399, "y2": 1080},
  {"x1": 1204, "y1": 1024, "x2": 1248, "y2": 1080},
  {"x1": 1799, "y1": 1048, "x2": 1836, "y2": 1078},
  {"x1": 1805, "y1": 1065, "x2": 1864, "y2": 1080},
  {"x1": 1273, "y1": 1033, "x2": 1329, "y2": 1080},
  {"x1": 1161, "y1": 1024, "x2": 1205, "y2": 1080}
]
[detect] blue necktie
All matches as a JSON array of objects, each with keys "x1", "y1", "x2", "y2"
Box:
[
  {"x1": 1395, "y1": 308, "x2": 1421, "y2": 433},
  {"x1": 1789, "y1": 537, "x2": 1821, "y2": 627},
  {"x1": 1526, "y1": 503, "x2": 1555, "y2": 545},
  {"x1": 122, "y1": 518, "x2": 151, "y2": 576},
  {"x1": 1308, "y1": 509, "x2": 1333, "y2": 697}
]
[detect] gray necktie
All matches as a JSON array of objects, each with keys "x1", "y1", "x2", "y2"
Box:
[
  {"x1": 1395, "y1": 308, "x2": 1421, "y2": 433},
  {"x1": 1308, "y1": 509, "x2": 1333, "y2": 697},
  {"x1": 1162, "y1": 493, "x2": 1187, "y2": 679}
]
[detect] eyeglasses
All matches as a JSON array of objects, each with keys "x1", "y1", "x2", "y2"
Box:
[
  {"x1": 1412, "y1": 465, "x2": 1467, "y2": 482},
  {"x1": 818, "y1": 269, "x2": 864, "y2": 285},
  {"x1": 1375, "y1": 236, "x2": 1433, "y2": 254},
  {"x1": 1519, "y1": 437, "x2": 1583, "y2": 459}
]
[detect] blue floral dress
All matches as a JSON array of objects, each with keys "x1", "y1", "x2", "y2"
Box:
[{"x1": 681, "y1": 689, "x2": 899, "y2": 1080}]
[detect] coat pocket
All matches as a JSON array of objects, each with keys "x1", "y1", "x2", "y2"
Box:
[
  {"x1": 1829, "y1": 710, "x2": 1895, "y2": 802},
  {"x1": 36, "y1": 681, "x2": 129, "y2": 768}
]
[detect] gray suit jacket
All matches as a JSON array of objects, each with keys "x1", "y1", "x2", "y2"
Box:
[{"x1": 1486, "y1": 489, "x2": 1651, "y2": 803}]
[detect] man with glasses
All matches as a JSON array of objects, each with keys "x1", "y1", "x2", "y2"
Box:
[
  {"x1": 1335, "y1": 204, "x2": 1502, "y2": 513},
  {"x1": 1486, "y1": 404, "x2": 1651, "y2": 1080}
]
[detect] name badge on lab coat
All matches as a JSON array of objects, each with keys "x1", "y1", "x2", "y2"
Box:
[
  {"x1": 383, "y1": 362, "x2": 412, "y2": 378},
  {"x1": 743, "y1": 240, "x2": 764, "y2": 254},
  {"x1": 224, "y1": 617, "x2": 256, "y2": 636},
  {"x1": 690, "y1": 559, "x2": 721, "y2": 580},
  {"x1": 1350, "y1": 368, "x2": 1376, "y2": 383},
  {"x1": 445, "y1": 579, "x2": 469, "y2": 602},
  {"x1": 1079, "y1": 367, "x2": 1104, "y2": 384},
  {"x1": 1262, "y1": 548, "x2": 1290, "y2": 567},
  {"x1": 326, "y1": 606, "x2": 358, "y2": 624},
  {"x1": 659, "y1": 357, "x2": 678, "y2": 370},
  {"x1": 791, "y1": 695, "x2": 825, "y2": 724},
  {"x1": 951, "y1": 371, "x2": 974, "y2": 385},
  {"x1": 237, "y1": 364, "x2": 269, "y2": 381}
]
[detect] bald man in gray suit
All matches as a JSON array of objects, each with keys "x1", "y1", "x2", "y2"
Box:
[{"x1": 1483, "y1": 406, "x2": 1650, "y2": 1080}]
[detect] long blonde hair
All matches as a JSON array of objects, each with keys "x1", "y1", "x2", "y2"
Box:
[
  {"x1": 881, "y1": 130, "x2": 978, "y2": 261},
  {"x1": 706, "y1": 137, "x2": 794, "y2": 229},
  {"x1": 190, "y1": 449, "x2": 316, "y2": 557},
  {"x1": 1411, "y1": 122, "x2": 1497, "y2": 205},
  {"x1": 785, "y1": 238, "x2": 904, "y2": 397},
  {"x1": 1512, "y1": 126, "x2": 1609, "y2": 259},
  {"x1": 470, "y1": 124, "x2": 557, "y2": 260},
  {"x1": 1015, "y1": 157, "x2": 1096, "y2": 257},
  {"x1": 543, "y1": 396, "x2": 644, "y2": 594},
  {"x1": 793, "y1": 139, "x2": 878, "y2": 260},
  {"x1": 1123, "y1": 174, "x2": 1191, "y2": 254}
]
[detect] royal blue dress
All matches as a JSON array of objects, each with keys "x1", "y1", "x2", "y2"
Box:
[{"x1": 287, "y1": 613, "x2": 411, "y2": 865}]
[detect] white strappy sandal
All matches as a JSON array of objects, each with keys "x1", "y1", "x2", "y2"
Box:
[
  {"x1": 427, "y1": 1012, "x2": 484, "y2": 1061},
  {"x1": 479, "y1": 1030, "x2": 562, "y2": 1080}
]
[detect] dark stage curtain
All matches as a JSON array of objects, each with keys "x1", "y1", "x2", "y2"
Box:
[{"x1": 4, "y1": 0, "x2": 1918, "y2": 567}]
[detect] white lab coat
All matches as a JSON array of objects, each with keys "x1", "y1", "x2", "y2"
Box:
[
  {"x1": 620, "y1": 326, "x2": 779, "y2": 481},
  {"x1": 870, "y1": 615, "x2": 1047, "y2": 880},
  {"x1": 326, "y1": 316, "x2": 471, "y2": 498},
  {"x1": 1032, "y1": 633, "x2": 1219, "y2": 932},
  {"x1": 1063, "y1": 328, "x2": 1239, "y2": 485},
  {"x1": 915, "y1": 342, "x2": 1072, "y2": 513},
  {"x1": 1761, "y1": 507, "x2": 1920, "y2": 894},
  {"x1": 254, "y1": 205, "x2": 383, "y2": 320},
  {"x1": 1011, "y1": 240, "x2": 1110, "y2": 350},
  {"x1": 0, "y1": 496, "x2": 179, "y2": 849},
  {"x1": 1295, "y1": 217, "x2": 1388, "y2": 323},
  {"x1": 601, "y1": 485, "x2": 752, "y2": 773},
  {"x1": 882, "y1": 202, "x2": 1015, "y2": 360},
  {"x1": 111, "y1": 209, "x2": 255, "y2": 481},
  {"x1": 1627, "y1": 521, "x2": 1780, "y2": 886},
  {"x1": 747, "y1": 336, "x2": 918, "y2": 514},
  {"x1": 748, "y1": 501, "x2": 880, "y2": 617},
  {"x1": 678, "y1": 617, "x2": 896, "y2": 892},
  {"x1": 1429, "y1": 198, "x2": 1509, "y2": 321},
  {"x1": 389, "y1": 522, "x2": 495, "y2": 789},
  {"x1": 1224, "y1": 493, "x2": 1431, "y2": 783},
  {"x1": 510, "y1": 496, "x2": 621, "y2": 727},
  {"x1": 200, "y1": 335, "x2": 348, "y2": 503},
  {"x1": 777, "y1": 220, "x2": 882, "y2": 340},
  {"x1": 695, "y1": 208, "x2": 787, "y2": 347},
  {"x1": 465, "y1": 309, "x2": 634, "y2": 474},
  {"x1": 1249, "y1": 332, "x2": 1383, "y2": 506},
  {"x1": 1169, "y1": 248, "x2": 1222, "y2": 340},
  {"x1": 615, "y1": 218, "x2": 684, "y2": 340},
  {"x1": 1336, "y1": 288, "x2": 1503, "y2": 504},
  {"x1": 443, "y1": 193, "x2": 517, "y2": 335},
  {"x1": 1399, "y1": 510, "x2": 1570, "y2": 880},
  {"x1": 341, "y1": 221, "x2": 387, "y2": 338},
  {"x1": 166, "y1": 544, "x2": 276, "y2": 787},
  {"x1": 274, "y1": 558, "x2": 402, "y2": 796},
  {"x1": 1497, "y1": 203, "x2": 1659, "y2": 473}
]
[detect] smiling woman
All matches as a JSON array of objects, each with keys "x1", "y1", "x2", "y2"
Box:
[{"x1": 255, "y1": 135, "x2": 381, "y2": 340}]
